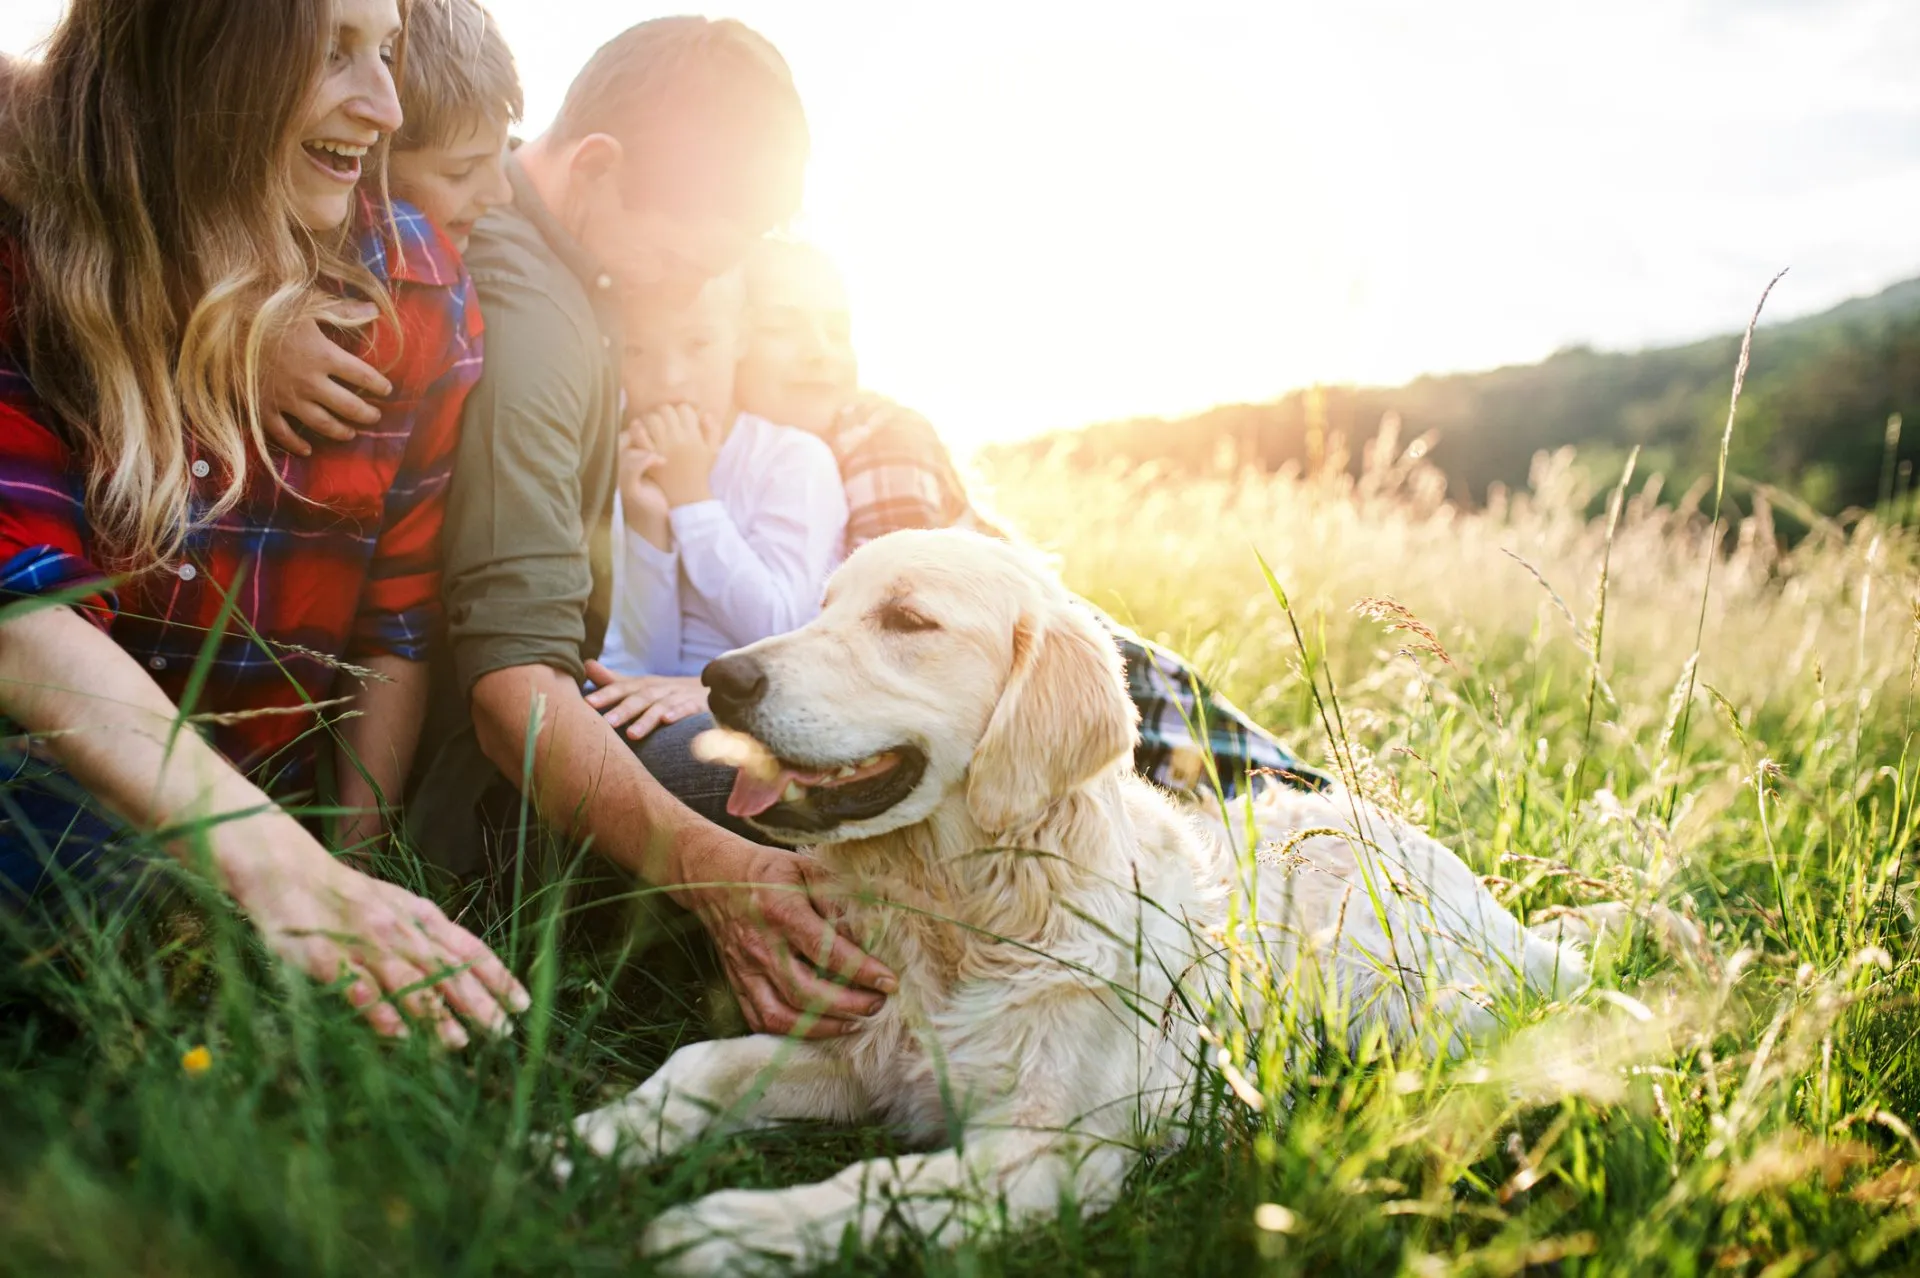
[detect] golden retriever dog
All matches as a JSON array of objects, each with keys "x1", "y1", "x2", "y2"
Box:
[{"x1": 561, "y1": 529, "x2": 1597, "y2": 1274}]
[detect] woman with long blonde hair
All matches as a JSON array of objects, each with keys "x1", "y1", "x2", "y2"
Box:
[{"x1": 0, "y1": 0, "x2": 526, "y2": 1043}]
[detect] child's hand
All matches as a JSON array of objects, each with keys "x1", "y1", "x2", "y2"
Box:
[
  {"x1": 583, "y1": 660, "x2": 710, "y2": 740},
  {"x1": 261, "y1": 302, "x2": 393, "y2": 456},
  {"x1": 641, "y1": 403, "x2": 720, "y2": 507},
  {"x1": 618, "y1": 419, "x2": 672, "y2": 550}
]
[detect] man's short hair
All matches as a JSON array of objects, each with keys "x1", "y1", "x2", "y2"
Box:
[
  {"x1": 549, "y1": 16, "x2": 809, "y2": 233},
  {"x1": 395, "y1": 0, "x2": 523, "y2": 152}
]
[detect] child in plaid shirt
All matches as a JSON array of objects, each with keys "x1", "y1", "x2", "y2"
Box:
[{"x1": 735, "y1": 240, "x2": 1329, "y2": 800}]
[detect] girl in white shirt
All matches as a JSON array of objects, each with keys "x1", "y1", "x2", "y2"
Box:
[{"x1": 586, "y1": 267, "x2": 848, "y2": 740}]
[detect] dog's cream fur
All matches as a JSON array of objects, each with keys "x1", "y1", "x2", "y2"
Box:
[{"x1": 566, "y1": 530, "x2": 1593, "y2": 1274}]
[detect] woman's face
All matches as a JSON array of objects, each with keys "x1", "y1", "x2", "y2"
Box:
[
  {"x1": 290, "y1": 0, "x2": 404, "y2": 232},
  {"x1": 736, "y1": 247, "x2": 858, "y2": 435}
]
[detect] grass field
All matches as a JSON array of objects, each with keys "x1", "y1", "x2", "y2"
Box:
[{"x1": 4, "y1": 413, "x2": 1919, "y2": 1275}]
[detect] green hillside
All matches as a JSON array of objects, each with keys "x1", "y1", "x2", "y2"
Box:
[{"x1": 988, "y1": 275, "x2": 1920, "y2": 525}]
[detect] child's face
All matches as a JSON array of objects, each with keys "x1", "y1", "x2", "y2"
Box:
[
  {"x1": 388, "y1": 116, "x2": 514, "y2": 252},
  {"x1": 736, "y1": 248, "x2": 857, "y2": 435},
  {"x1": 620, "y1": 272, "x2": 744, "y2": 427}
]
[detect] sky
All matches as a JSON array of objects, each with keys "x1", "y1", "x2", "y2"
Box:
[{"x1": 5, "y1": 0, "x2": 1919, "y2": 450}]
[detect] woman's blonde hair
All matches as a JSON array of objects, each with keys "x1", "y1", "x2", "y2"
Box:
[{"x1": 0, "y1": 0, "x2": 399, "y2": 574}]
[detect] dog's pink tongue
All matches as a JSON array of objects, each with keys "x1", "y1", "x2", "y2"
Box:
[{"x1": 727, "y1": 767, "x2": 798, "y2": 819}]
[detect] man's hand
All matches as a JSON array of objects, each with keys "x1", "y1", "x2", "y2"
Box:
[
  {"x1": 583, "y1": 659, "x2": 707, "y2": 740},
  {"x1": 261, "y1": 303, "x2": 393, "y2": 456},
  {"x1": 641, "y1": 403, "x2": 720, "y2": 507},
  {"x1": 670, "y1": 833, "x2": 896, "y2": 1039},
  {"x1": 467, "y1": 662, "x2": 896, "y2": 1041},
  {"x1": 617, "y1": 419, "x2": 673, "y2": 549}
]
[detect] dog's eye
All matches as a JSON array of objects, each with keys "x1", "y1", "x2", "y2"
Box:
[{"x1": 878, "y1": 602, "x2": 940, "y2": 634}]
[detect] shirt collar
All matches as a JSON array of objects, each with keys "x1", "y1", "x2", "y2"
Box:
[
  {"x1": 506, "y1": 152, "x2": 616, "y2": 298},
  {"x1": 355, "y1": 192, "x2": 463, "y2": 289}
]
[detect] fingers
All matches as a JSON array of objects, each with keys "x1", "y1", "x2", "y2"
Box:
[
  {"x1": 732, "y1": 970, "x2": 861, "y2": 1040},
  {"x1": 402, "y1": 890, "x2": 531, "y2": 1027},
  {"x1": 339, "y1": 958, "x2": 410, "y2": 1038},
  {"x1": 262, "y1": 411, "x2": 312, "y2": 458},
  {"x1": 778, "y1": 949, "x2": 887, "y2": 1021},
  {"x1": 324, "y1": 342, "x2": 394, "y2": 400},
  {"x1": 793, "y1": 886, "x2": 898, "y2": 996},
  {"x1": 293, "y1": 403, "x2": 361, "y2": 443},
  {"x1": 367, "y1": 952, "x2": 468, "y2": 1049},
  {"x1": 310, "y1": 372, "x2": 384, "y2": 428}
]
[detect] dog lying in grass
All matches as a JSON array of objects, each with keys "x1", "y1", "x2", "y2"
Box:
[{"x1": 558, "y1": 529, "x2": 1607, "y2": 1274}]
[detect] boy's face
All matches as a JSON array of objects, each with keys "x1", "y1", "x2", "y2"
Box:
[
  {"x1": 620, "y1": 271, "x2": 745, "y2": 426},
  {"x1": 388, "y1": 116, "x2": 514, "y2": 252},
  {"x1": 736, "y1": 248, "x2": 857, "y2": 435}
]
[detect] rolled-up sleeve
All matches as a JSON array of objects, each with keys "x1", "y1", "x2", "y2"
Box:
[{"x1": 439, "y1": 275, "x2": 599, "y2": 692}]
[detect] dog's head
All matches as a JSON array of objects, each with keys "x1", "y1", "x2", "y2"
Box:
[{"x1": 702, "y1": 529, "x2": 1139, "y2": 843}]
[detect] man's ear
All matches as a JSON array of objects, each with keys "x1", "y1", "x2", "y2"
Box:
[
  {"x1": 966, "y1": 604, "x2": 1138, "y2": 835},
  {"x1": 569, "y1": 132, "x2": 625, "y2": 186}
]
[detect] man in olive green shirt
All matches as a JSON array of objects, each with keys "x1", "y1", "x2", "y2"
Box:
[{"x1": 409, "y1": 18, "x2": 894, "y2": 1038}]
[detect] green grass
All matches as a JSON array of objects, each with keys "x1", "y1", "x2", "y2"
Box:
[{"x1": 6, "y1": 417, "x2": 1920, "y2": 1276}]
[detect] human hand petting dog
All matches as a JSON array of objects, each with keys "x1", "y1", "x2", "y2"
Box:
[
  {"x1": 664, "y1": 825, "x2": 895, "y2": 1039},
  {"x1": 583, "y1": 658, "x2": 708, "y2": 740},
  {"x1": 638, "y1": 402, "x2": 720, "y2": 507}
]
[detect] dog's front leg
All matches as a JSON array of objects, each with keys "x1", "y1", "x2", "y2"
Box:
[
  {"x1": 641, "y1": 1127, "x2": 1136, "y2": 1276},
  {"x1": 561, "y1": 1036, "x2": 865, "y2": 1178}
]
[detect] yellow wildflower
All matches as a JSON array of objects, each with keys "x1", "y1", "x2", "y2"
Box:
[{"x1": 180, "y1": 1045, "x2": 213, "y2": 1076}]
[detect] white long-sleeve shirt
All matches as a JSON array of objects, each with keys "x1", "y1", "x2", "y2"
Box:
[{"x1": 600, "y1": 412, "x2": 848, "y2": 678}]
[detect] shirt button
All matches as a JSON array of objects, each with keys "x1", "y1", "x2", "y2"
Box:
[
  {"x1": 595, "y1": 272, "x2": 613, "y2": 291},
  {"x1": 177, "y1": 563, "x2": 197, "y2": 582},
  {"x1": 601, "y1": 335, "x2": 612, "y2": 349},
  {"x1": 147, "y1": 656, "x2": 167, "y2": 671},
  {"x1": 190, "y1": 459, "x2": 210, "y2": 479}
]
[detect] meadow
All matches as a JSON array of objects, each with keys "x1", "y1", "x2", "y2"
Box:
[{"x1": 3, "y1": 404, "x2": 1918, "y2": 1275}]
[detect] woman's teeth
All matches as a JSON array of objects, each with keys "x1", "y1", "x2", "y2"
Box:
[{"x1": 306, "y1": 141, "x2": 369, "y2": 175}]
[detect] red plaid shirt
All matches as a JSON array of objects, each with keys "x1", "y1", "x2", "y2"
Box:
[{"x1": 0, "y1": 199, "x2": 482, "y2": 788}]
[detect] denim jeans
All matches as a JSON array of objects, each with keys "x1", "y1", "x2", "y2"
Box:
[
  {"x1": 628, "y1": 713, "x2": 767, "y2": 843},
  {"x1": 0, "y1": 745, "x2": 137, "y2": 908}
]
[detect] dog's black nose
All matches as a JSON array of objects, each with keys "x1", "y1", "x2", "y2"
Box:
[{"x1": 702, "y1": 653, "x2": 768, "y2": 722}]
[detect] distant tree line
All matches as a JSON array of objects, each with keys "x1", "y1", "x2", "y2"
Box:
[{"x1": 986, "y1": 277, "x2": 1920, "y2": 530}]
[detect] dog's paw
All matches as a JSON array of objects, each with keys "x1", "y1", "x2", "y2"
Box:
[
  {"x1": 643, "y1": 1190, "x2": 829, "y2": 1276},
  {"x1": 642, "y1": 1198, "x2": 774, "y2": 1276}
]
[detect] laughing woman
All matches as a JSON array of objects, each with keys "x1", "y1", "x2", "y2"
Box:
[{"x1": 0, "y1": 0, "x2": 525, "y2": 1041}]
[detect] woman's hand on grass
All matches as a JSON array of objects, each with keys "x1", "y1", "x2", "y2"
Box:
[
  {"x1": 582, "y1": 660, "x2": 709, "y2": 740},
  {"x1": 260, "y1": 303, "x2": 392, "y2": 456},
  {"x1": 217, "y1": 817, "x2": 529, "y2": 1046}
]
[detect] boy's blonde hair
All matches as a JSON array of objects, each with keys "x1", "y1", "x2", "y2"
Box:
[{"x1": 395, "y1": 0, "x2": 523, "y2": 153}]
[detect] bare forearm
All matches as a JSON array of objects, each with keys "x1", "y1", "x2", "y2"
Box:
[
  {"x1": 333, "y1": 654, "x2": 428, "y2": 849},
  {"x1": 469, "y1": 662, "x2": 731, "y2": 885},
  {"x1": 0, "y1": 606, "x2": 316, "y2": 882}
]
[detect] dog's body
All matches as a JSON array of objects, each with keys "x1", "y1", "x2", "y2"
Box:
[{"x1": 567, "y1": 531, "x2": 1589, "y2": 1274}]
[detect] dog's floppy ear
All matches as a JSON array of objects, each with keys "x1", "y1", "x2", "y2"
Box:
[{"x1": 967, "y1": 602, "x2": 1139, "y2": 834}]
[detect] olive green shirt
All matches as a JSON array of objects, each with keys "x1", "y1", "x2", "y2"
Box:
[{"x1": 409, "y1": 156, "x2": 624, "y2": 876}]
